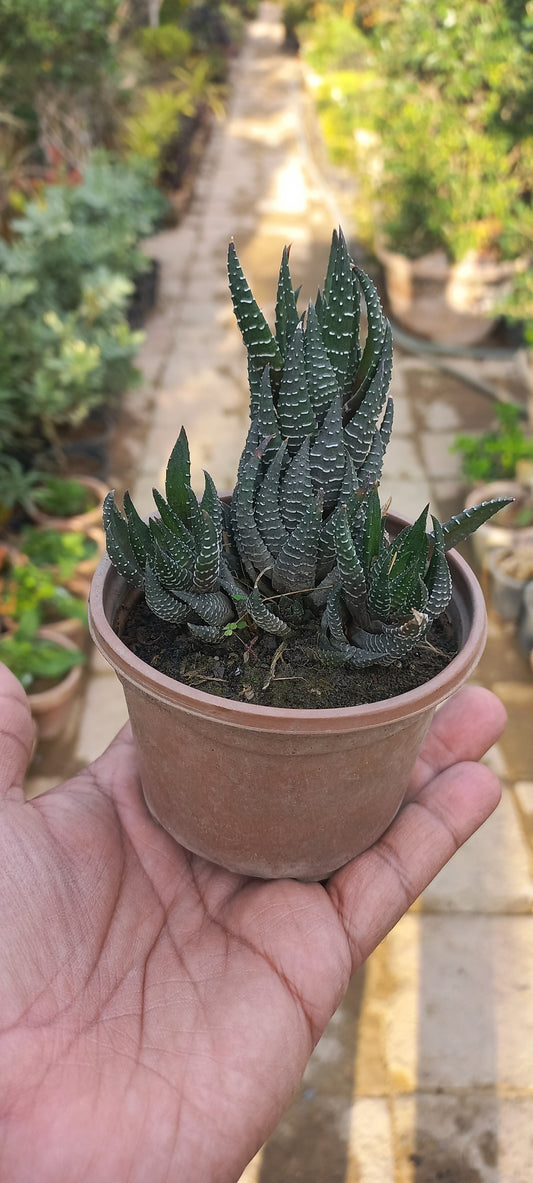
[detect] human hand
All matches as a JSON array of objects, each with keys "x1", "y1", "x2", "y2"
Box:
[{"x1": 0, "y1": 663, "x2": 505, "y2": 1183}]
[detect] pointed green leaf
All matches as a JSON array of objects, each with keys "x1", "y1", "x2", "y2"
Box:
[
  {"x1": 193, "y1": 510, "x2": 221, "y2": 593},
  {"x1": 152, "y1": 488, "x2": 195, "y2": 558},
  {"x1": 165, "y1": 427, "x2": 191, "y2": 523},
  {"x1": 173, "y1": 588, "x2": 234, "y2": 626},
  {"x1": 275, "y1": 245, "x2": 300, "y2": 360},
  {"x1": 379, "y1": 397, "x2": 394, "y2": 454},
  {"x1": 425, "y1": 517, "x2": 452, "y2": 617},
  {"x1": 321, "y1": 228, "x2": 359, "y2": 390},
  {"x1": 255, "y1": 439, "x2": 289, "y2": 557},
  {"x1": 304, "y1": 300, "x2": 340, "y2": 424},
  {"x1": 440, "y1": 498, "x2": 513, "y2": 552},
  {"x1": 184, "y1": 486, "x2": 205, "y2": 548},
  {"x1": 248, "y1": 587, "x2": 291, "y2": 635},
  {"x1": 257, "y1": 366, "x2": 282, "y2": 462},
  {"x1": 272, "y1": 495, "x2": 322, "y2": 593},
  {"x1": 324, "y1": 228, "x2": 339, "y2": 301},
  {"x1": 232, "y1": 450, "x2": 275, "y2": 581},
  {"x1": 123, "y1": 491, "x2": 152, "y2": 569},
  {"x1": 200, "y1": 470, "x2": 223, "y2": 537},
  {"x1": 149, "y1": 513, "x2": 195, "y2": 570},
  {"x1": 276, "y1": 324, "x2": 317, "y2": 454},
  {"x1": 188, "y1": 623, "x2": 224, "y2": 642},
  {"x1": 334, "y1": 508, "x2": 367, "y2": 611},
  {"x1": 357, "y1": 429, "x2": 384, "y2": 487},
  {"x1": 362, "y1": 487, "x2": 384, "y2": 574},
  {"x1": 151, "y1": 538, "x2": 192, "y2": 592},
  {"x1": 227, "y1": 241, "x2": 282, "y2": 374},
  {"x1": 325, "y1": 584, "x2": 348, "y2": 646},
  {"x1": 144, "y1": 562, "x2": 189, "y2": 623},
  {"x1": 309, "y1": 393, "x2": 346, "y2": 511},
  {"x1": 248, "y1": 355, "x2": 263, "y2": 419},
  {"x1": 353, "y1": 269, "x2": 388, "y2": 395},
  {"x1": 343, "y1": 354, "x2": 389, "y2": 469},
  {"x1": 103, "y1": 492, "x2": 144, "y2": 587},
  {"x1": 279, "y1": 436, "x2": 315, "y2": 533}
]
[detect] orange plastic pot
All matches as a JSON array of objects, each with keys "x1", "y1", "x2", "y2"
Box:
[{"x1": 88, "y1": 520, "x2": 487, "y2": 880}]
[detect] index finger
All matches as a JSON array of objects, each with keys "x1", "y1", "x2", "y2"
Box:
[
  {"x1": 0, "y1": 663, "x2": 34, "y2": 802},
  {"x1": 406, "y1": 685, "x2": 507, "y2": 800}
]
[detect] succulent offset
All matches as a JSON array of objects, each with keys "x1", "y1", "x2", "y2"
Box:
[{"x1": 104, "y1": 229, "x2": 510, "y2": 667}]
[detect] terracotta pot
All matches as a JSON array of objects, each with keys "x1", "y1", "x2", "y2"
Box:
[
  {"x1": 29, "y1": 476, "x2": 109, "y2": 533},
  {"x1": 65, "y1": 526, "x2": 106, "y2": 598},
  {"x1": 464, "y1": 481, "x2": 533, "y2": 569},
  {"x1": 377, "y1": 245, "x2": 524, "y2": 347},
  {"x1": 88, "y1": 516, "x2": 487, "y2": 881},
  {"x1": 28, "y1": 628, "x2": 84, "y2": 741},
  {"x1": 487, "y1": 546, "x2": 533, "y2": 622},
  {"x1": 518, "y1": 581, "x2": 533, "y2": 655}
]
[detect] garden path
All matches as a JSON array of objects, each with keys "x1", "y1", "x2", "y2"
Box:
[{"x1": 26, "y1": 4, "x2": 533, "y2": 1180}]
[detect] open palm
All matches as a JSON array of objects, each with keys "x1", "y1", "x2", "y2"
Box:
[{"x1": 0, "y1": 663, "x2": 505, "y2": 1183}]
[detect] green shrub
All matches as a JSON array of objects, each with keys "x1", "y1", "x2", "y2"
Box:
[
  {"x1": 0, "y1": 0, "x2": 120, "y2": 96},
  {"x1": 122, "y1": 89, "x2": 193, "y2": 161},
  {"x1": 139, "y1": 24, "x2": 193, "y2": 62},
  {"x1": 300, "y1": 0, "x2": 533, "y2": 324},
  {"x1": 0, "y1": 627, "x2": 85, "y2": 690},
  {"x1": 0, "y1": 152, "x2": 163, "y2": 445},
  {"x1": 18, "y1": 527, "x2": 97, "y2": 579},
  {"x1": 452, "y1": 403, "x2": 533, "y2": 484},
  {"x1": 0, "y1": 561, "x2": 87, "y2": 628},
  {"x1": 32, "y1": 476, "x2": 94, "y2": 517}
]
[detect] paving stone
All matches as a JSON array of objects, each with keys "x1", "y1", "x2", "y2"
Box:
[
  {"x1": 378, "y1": 478, "x2": 432, "y2": 522},
  {"x1": 429, "y1": 477, "x2": 466, "y2": 518},
  {"x1": 378, "y1": 436, "x2": 426, "y2": 482},
  {"x1": 400, "y1": 361, "x2": 501, "y2": 430},
  {"x1": 420, "y1": 787, "x2": 533, "y2": 913},
  {"x1": 383, "y1": 914, "x2": 533, "y2": 1091},
  {"x1": 419, "y1": 430, "x2": 464, "y2": 478},
  {"x1": 393, "y1": 1095, "x2": 533, "y2": 1183},
  {"x1": 345, "y1": 1098, "x2": 394, "y2": 1182},
  {"x1": 514, "y1": 781, "x2": 533, "y2": 847},
  {"x1": 393, "y1": 1093, "x2": 500, "y2": 1183},
  {"x1": 75, "y1": 674, "x2": 129, "y2": 765},
  {"x1": 492, "y1": 682, "x2": 533, "y2": 782}
]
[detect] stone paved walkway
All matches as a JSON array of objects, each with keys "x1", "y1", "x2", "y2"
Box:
[{"x1": 26, "y1": 5, "x2": 533, "y2": 1179}]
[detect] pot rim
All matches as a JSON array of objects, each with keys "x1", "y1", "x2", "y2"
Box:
[{"x1": 88, "y1": 528, "x2": 487, "y2": 735}]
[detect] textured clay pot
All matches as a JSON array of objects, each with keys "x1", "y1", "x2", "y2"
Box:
[
  {"x1": 89, "y1": 522, "x2": 487, "y2": 880},
  {"x1": 29, "y1": 628, "x2": 84, "y2": 741},
  {"x1": 464, "y1": 481, "x2": 533, "y2": 569},
  {"x1": 29, "y1": 476, "x2": 110, "y2": 533},
  {"x1": 487, "y1": 546, "x2": 533, "y2": 623},
  {"x1": 377, "y1": 245, "x2": 523, "y2": 347}
]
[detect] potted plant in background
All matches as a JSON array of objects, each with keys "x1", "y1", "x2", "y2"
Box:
[
  {"x1": 28, "y1": 473, "x2": 110, "y2": 533},
  {"x1": 298, "y1": 0, "x2": 533, "y2": 346},
  {"x1": 452, "y1": 402, "x2": 533, "y2": 567},
  {"x1": 0, "y1": 612, "x2": 85, "y2": 740},
  {"x1": 0, "y1": 559, "x2": 88, "y2": 647},
  {"x1": 14, "y1": 525, "x2": 105, "y2": 598},
  {"x1": 89, "y1": 230, "x2": 507, "y2": 880}
]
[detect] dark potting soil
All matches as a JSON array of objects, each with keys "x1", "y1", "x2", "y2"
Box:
[{"x1": 118, "y1": 597, "x2": 458, "y2": 710}]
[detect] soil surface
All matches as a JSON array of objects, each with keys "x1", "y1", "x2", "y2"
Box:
[{"x1": 119, "y1": 597, "x2": 458, "y2": 709}]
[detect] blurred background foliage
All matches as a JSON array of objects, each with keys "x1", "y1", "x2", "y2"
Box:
[
  {"x1": 0, "y1": 0, "x2": 256, "y2": 474},
  {"x1": 288, "y1": 0, "x2": 533, "y2": 338}
]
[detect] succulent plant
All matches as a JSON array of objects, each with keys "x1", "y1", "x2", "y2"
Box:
[
  {"x1": 104, "y1": 229, "x2": 510, "y2": 668},
  {"x1": 103, "y1": 428, "x2": 242, "y2": 642}
]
